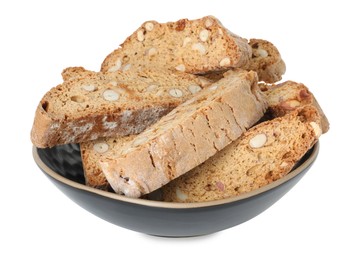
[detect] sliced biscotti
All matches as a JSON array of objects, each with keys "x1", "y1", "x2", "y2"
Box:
[
  {"x1": 160, "y1": 105, "x2": 322, "y2": 202},
  {"x1": 201, "y1": 38, "x2": 286, "y2": 83},
  {"x1": 244, "y1": 39, "x2": 286, "y2": 83},
  {"x1": 263, "y1": 80, "x2": 329, "y2": 133},
  {"x1": 99, "y1": 69, "x2": 267, "y2": 197},
  {"x1": 101, "y1": 16, "x2": 252, "y2": 74},
  {"x1": 30, "y1": 68, "x2": 210, "y2": 148}
]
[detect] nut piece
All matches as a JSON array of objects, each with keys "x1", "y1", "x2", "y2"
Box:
[
  {"x1": 145, "y1": 84, "x2": 158, "y2": 92},
  {"x1": 82, "y1": 85, "x2": 96, "y2": 92},
  {"x1": 137, "y1": 30, "x2": 145, "y2": 42},
  {"x1": 93, "y1": 142, "x2": 109, "y2": 153},
  {"x1": 280, "y1": 100, "x2": 301, "y2": 110},
  {"x1": 216, "y1": 181, "x2": 225, "y2": 191},
  {"x1": 175, "y1": 64, "x2": 186, "y2": 72},
  {"x1": 107, "y1": 58, "x2": 122, "y2": 72},
  {"x1": 209, "y1": 85, "x2": 218, "y2": 91},
  {"x1": 175, "y1": 19, "x2": 186, "y2": 31},
  {"x1": 155, "y1": 89, "x2": 165, "y2": 96},
  {"x1": 182, "y1": 37, "x2": 192, "y2": 47},
  {"x1": 309, "y1": 122, "x2": 322, "y2": 138},
  {"x1": 199, "y1": 29, "x2": 209, "y2": 42},
  {"x1": 205, "y1": 18, "x2": 214, "y2": 28},
  {"x1": 176, "y1": 188, "x2": 188, "y2": 201},
  {"x1": 219, "y1": 57, "x2": 231, "y2": 66},
  {"x1": 249, "y1": 133, "x2": 267, "y2": 148},
  {"x1": 145, "y1": 47, "x2": 157, "y2": 56},
  {"x1": 280, "y1": 161, "x2": 289, "y2": 168},
  {"x1": 182, "y1": 97, "x2": 196, "y2": 106},
  {"x1": 108, "y1": 81, "x2": 118, "y2": 87},
  {"x1": 144, "y1": 22, "x2": 154, "y2": 31},
  {"x1": 299, "y1": 89, "x2": 311, "y2": 100},
  {"x1": 287, "y1": 100, "x2": 301, "y2": 108},
  {"x1": 122, "y1": 63, "x2": 132, "y2": 71},
  {"x1": 254, "y1": 48, "x2": 268, "y2": 58},
  {"x1": 103, "y1": 89, "x2": 120, "y2": 101},
  {"x1": 133, "y1": 136, "x2": 148, "y2": 147},
  {"x1": 192, "y1": 43, "x2": 206, "y2": 55},
  {"x1": 199, "y1": 77, "x2": 212, "y2": 87},
  {"x1": 169, "y1": 88, "x2": 183, "y2": 98},
  {"x1": 188, "y1": 84, "x2": 202, "y2": 94}
]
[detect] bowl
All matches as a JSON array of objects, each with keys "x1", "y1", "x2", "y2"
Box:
[{"x1": 33, "y1": 142, "x2": 319, "y2": 237}]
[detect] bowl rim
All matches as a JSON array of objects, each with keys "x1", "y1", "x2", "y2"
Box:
[{"x1": 33, "y1": 142, "x2": 319, "y2": 209}]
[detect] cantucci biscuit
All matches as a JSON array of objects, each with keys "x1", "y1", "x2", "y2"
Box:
[
  {"x1": 99, "y1": 70, "x2": 267, "y2": 197},
  {"x1": 262, "y1": 80, "x2": 329, "y2": 133},
  {"x1": 245, "y1": 39, "x2": 286, "y2": 83},
  {"x1": 101, "y1": 16, "x2": 252, "y2": 74},
  {"x1": 160, "y1": 106, "x2": 321, "y2": 202},
  {"x1": 31, "y1": 68, "x2": 210, "y2": 148}
]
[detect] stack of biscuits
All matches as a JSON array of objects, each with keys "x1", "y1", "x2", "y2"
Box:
[{"x1": 31, "y1": 16, "x2": 329, "y2": 202}]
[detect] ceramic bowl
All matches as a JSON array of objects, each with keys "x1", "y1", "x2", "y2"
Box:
[{"x1": 33, "y1": 142, "x2": 319, "y2": 237}]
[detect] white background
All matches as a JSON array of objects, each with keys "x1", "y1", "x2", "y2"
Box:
[{"x1": 1, "y1": 0, "x2": 351, "y2": 259}]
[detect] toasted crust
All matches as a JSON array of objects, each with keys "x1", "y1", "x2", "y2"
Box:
[
  {"x1": 61, "y1": 66, "x2": 96, "y2": 81},
  {"x1": 100, "y1": 16, "x2": 252, "y2": 74},
  {"x1": 30, "y1": 104, "x2": 59, "y2": 148},
  {"x1": 99, "y1": 70, "x2": 267, "y2": 197},
  {"x1": 160, "y1": 106, "x2": 321, "y2": 202}
]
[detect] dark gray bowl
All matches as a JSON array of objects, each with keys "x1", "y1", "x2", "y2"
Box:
[{"x1": 33, "y1": 142, "x2": 319, "y2": 237}]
